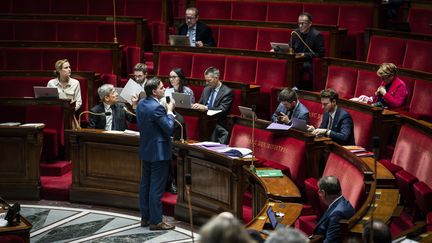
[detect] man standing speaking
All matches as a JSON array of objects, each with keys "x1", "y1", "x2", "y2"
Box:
[{"x1": 136, "y1": 77, "x2": 175, "y2": 230}]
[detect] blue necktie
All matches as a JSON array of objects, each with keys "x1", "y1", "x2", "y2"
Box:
[{"x1": 208, "y1": 89, "x2": 215, "y2": 108}]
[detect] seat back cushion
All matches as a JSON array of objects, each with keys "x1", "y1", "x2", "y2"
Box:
[
  {"x1": 403, "y1": 40, "x2": 432, "y2": 73},
  {"x1": 354, "y1": 69, "x2": 380, "y2": 98},
  {"x1": 367, "y1": 36, "x2": 406, "y2": 66},
  {"x1": 409, "y1": 79, "x2": 432, "y2": 120},
  {"x1": 325, "y1": 66, "x2": 357, "y2": 99}
]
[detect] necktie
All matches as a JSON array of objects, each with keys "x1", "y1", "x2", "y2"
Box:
[
  {"x1": 327, "y1": 116, "x2": 333, "y2": 130},
  {"x1": 111, "y1": 105, "x2": 116, "y2": 130},
  {"x1": 208, "y1": 89, "x2": 215, "y2": 108}
]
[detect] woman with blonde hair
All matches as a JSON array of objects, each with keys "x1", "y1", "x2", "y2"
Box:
[
  {"x1": 47, "y1": 59, "x2": 82, "y2": 111},
  {"x1": 372, "y1": 63, "x2": 407, "y2": 109}
]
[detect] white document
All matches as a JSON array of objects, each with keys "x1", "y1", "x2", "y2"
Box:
[
  {"x1": 191, "y1": 141, "x2": 221, "y2": 147},
  {"x1": 20, "y1": 123, "x2": 45, "y2": 128},
  {"x1": 120, "y1": 79, "x2": 144, "y2": 105},
  {"x1": 207, "y1": 110, "x2": 222, "y2": 116},
  {"x1": 123, "y1": 129, "x2": 140, "y2": 136}
]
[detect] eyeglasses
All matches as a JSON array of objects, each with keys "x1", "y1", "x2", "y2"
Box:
[
  {"x1": 298, "y1": 21, "x2": 310, "y2": 26},
  {"x1": 169, "y1": 76, "x2": 178, "y2": 79}
]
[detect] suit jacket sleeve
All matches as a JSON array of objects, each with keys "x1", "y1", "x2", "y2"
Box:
[
  {"x1": 323, "y1": 212, "x2": 345, "y2": 243},
  {"x1": 299, "y1": 110, "x2": 310, "y2": 123},
  {"x1": 153, "y1": 105, "x2": 175, "y2": 139},
  {"x1": 329, "y1": 113, "x2": 354, "y2": 144},
  {"x1": 272, "y1": 103, "x2": 285, "y2": 122},
  {"x1": 210, "y1": 87, "x2": 233, "y2": 118}
]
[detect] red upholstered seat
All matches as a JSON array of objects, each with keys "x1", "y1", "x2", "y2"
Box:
[
  {"x1": 42, "y1": 50, "x2": 78, "y2": 71},
  {"x1": 189, "y1": 84, "x2": 204, "y2": 105},
  {"x1": 88, "y1": 0, "x2": 125, "y2": 15},
  {"x1": 229, "y1": 124, "x2": 307, "y2": 187},
  {"x1": 224, "y1": 56, "x2": 257, "y2": 84},
  {"x1": 303, "y1": 3, "x2": 339, "y2": 26},
  {"x1": 231, "y1": 1, "x2": 267, "y2": 21},
  {"x1": 231, "y1": 89, "x2": 241, "y2": 116},
  {"x1": 125, "y1": 0, "x2": 162, "y2": 22},
  {"x1": 191, "y1": 54, "x2": 225, "y2": 79},
  {"x1": 325, "y1": 66, "x2": 357, "y2": 99},
  {"x1": 266, "y1": 2, "x2": 302, "y2": 22},
  {"x1": 407, "y1": 8, "x2": 432, "y2": 35},
  {"x1": 3, "y1": 49, "x2": 43, "y2": 70},
  {"x1": 183, "y1": 115, "x2": 200, "y2": 140},
  {"x1": 395, "y1": 170, "x2": 419, "y2": 203},
  {"x1": 346, "y1": 108, "x2": 374, "y2": 148},
  {"x1": 209, "y1": 25, "x2": 219, "y2": 46},
  {"x1": 51, "y1": 0, "x2": 87, "y2": 14},
  {"x1": 367, "y1": 36, "x2": 406, "y2": 65},
  {"x1": 78, "y1": 50, "x2": 113, "y2": 74},
  {"x1": 298, "y1": 98, "x2": 323, "y2": 128},
  {"x1": 380, "y1": 159, "x2": 403, "y2": 174},
  {"x1": 14, "y1": 21, "x2": 57, "y2": 41},
  {"x1": 399, "y1": 76, "x2": 415, "y2": 110},
  {"x1": 295, "y1": 215, "x2": 317, "y2": 236},
  {"x1": 12, "y1": 0, "x2": 50, "y2": 14},
  {"x1": 403, "y1": 40, "x2": 432, "y2": 73},
  {"x1": 320, "y1": 31, "x2": 331, "y2": 57},
  {"x1": 58, "y1": 22, "x2": 98, "y2": 42},
  {"x1": 256, "y1": 28, "x2": 292, "y2": 52},
  {"x1": 413, "y1": 181, "x2": 432, "y2": 215},
  {"x1": 407, "y1": 79, "x2": 432, "y2": 122},
  {"x1": 157, "y1": 52, "x2": 192, "y2": 77},
  {"x1": 354, "y1": 69, "x2": 380, "y2": 98},
  {"x1": 218, "y1": 26, "x2": 257, "y2": 50},
  {"x1": 255, "y1": 58, "x2": 288, "y2": 93},
  {"x1": 196, "y1": 0, "x2": 232, "y2": 19}
]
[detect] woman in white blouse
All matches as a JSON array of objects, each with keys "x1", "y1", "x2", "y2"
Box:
[
  {"x1": 47, "y1": 59, "x2": 82, "y2": 111},
  {"x1": 164, "y1": 68, "x2": 195, "y2": 103}
]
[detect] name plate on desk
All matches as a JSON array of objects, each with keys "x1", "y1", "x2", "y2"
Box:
[{"x1": 256, "y1": 169, "x2": 283, "y2": 178}]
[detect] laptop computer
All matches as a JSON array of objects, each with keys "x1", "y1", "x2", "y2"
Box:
[
  {"x1": 172, "y1": 92, "x2": 193, "y2": 108},
  {"x1": 169, "y1": 35, "x2": 191, "y2": 46},
  {"x1": 270, "y1": 42, "x2": 291, "y2": 53},
  {"x1": 238, "y1": 106, "x2": 258, "y2": 120},
  {"x1": 34, "y1": 86, "x2": 59, "y2": 98},
  {"x1": 290, "y1": 117, "x2": 308, "y2": 132}
]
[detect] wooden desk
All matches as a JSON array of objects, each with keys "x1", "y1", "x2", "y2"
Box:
[
  {"x1": 67, "y1": 129, "x2": 142, "y2": 209},
  {"x1": 0, "y1": 126, "x2": 44, "y2": 200},
  {"x1": 246, "y1": 202, "x2": 303, "y2": 233},
  {"x1": 350, "y1": 188, "x2": 400, "y2": 235},
  {"x1": 173, "y1": 141, "x2": 251, "y2": 225},
  {"x1": 361, "y1": 157, "x2": 395, "y2": 187},
  {"x1": 0, "y1": 204, "x2": 32, "y2": 243},
  {"x1": 244, "y1": 167, "x2": 301, "y2": 217}
]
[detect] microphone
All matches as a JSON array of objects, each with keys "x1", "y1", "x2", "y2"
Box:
[
  {"x1": 291, "y1": 30, "x2": 316, "y2": 57},
  {"x1": 249, "y1": 105, "x2": 257, "y2": 173},
  {"x1": 174, "y1": 119, "x2": 185, "y2": 143},
  {"x1": 185, "y1": 173, "x2": 195, "y2": 243},
  {"x1": 123, "y1": 106, "x2": 136, "y2": 117},
  {"x1": 75, "y1": 111, "x2": 112, "y2": 129},
  {"x1": 166, "y1": 96, "x2": 171, "y2": 104}
]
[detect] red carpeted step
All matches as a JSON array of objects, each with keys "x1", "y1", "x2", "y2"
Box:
[
  {"x1": 161, "y1": 192, "x2": 177, "y2": 217},
  {"x1": 40, "y1": 171, "x2": 72, "y2": 201},
  {"x1": 40, "y1": 160, "x2": 72, "y2": 176}
]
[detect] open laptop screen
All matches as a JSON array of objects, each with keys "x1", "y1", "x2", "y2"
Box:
[{"x1": 34, "y1": 86, "x2": 59, "y2": 98}]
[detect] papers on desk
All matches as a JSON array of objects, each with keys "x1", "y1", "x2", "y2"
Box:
[
  {"x1": 124, "y1": 129, "x2": 139, "y2": 136},
  {"x1": 191, "y1": 141, "x2": 222, "y2": 147},
  {"x1": 343, "y1": 146, "x2": 374, "y2": 157},
  {"x1": 102, "y1": 130, "x2": 124, "y2": 134},
  {"x1": 216, "y1": 147, "x2": 252, "y2": 158},
  {"x1": 207, "y1": 110, "x2": 222, "y2": 116},
  {"x1": 20, "y1": 123, "x2": 45, "y2": 128},
  {"x1": 0, "y1": 213, "x2": 7, "y2": 227},
  {"x1": 120, "y1": 78, "x2": 144, "y2": 105},
  {"x1": 0, "y1": 122, "x2": 21, "y2": 126},
  {"x1": 392, "y1": 236, "x2": 419, "y2": 243},
  {"x1": 266, "y1": 122, "x2": 290, "y2": 130}
]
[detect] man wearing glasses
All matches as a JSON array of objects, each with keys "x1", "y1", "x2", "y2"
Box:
[
  {"x1": 291, "y1": 13, "x2": 325, "y2": 89},
  {"x1": 178, "y1": 7, "x2": 216, "y2": 47}
]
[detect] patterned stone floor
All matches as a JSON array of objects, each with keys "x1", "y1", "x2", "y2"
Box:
[{"x1": 21, "y1": 204, "x2": 198, "y2": 243}]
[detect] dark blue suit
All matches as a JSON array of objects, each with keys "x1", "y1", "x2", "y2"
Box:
[
  {"x1": 319, "y1": 107, "x2": 355, "y2": 145},
  {"x1": 271, "y1": 101, "x2": 309, "y2": 124},
  {"x1": 314, "y1": 196, "x2": 355, "y2": 243},
  {"x1": 178, "y1": 21, "x2": 216, "y2": 47},
  {"x1": 136, "y1": 97, "x2": 175, "y2": 225}
]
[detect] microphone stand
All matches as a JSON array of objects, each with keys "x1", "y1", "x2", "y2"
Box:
[
  {"x1": 75, "y1": 111, "x2": 112, "y2": 130},
  {"x1": 185, "y1": 174, "x2": 194, "y2": 243},
  {"x1": 370, "y1": 136, "x2": 380, "y2": 243},
  {"x1": 123, "y1": 107, "x2": 136, "y2": 117},
  {"x1": 174, "y1": 119, "x2": 185, "y2": 143},
  {"x1": 291, "y1": 31, "x2": 316, "y2": 57},
  {"x1": 112, "y1": 0, "x2": 118, "y2": 43},
  {"x1": 249, "y1": 105, "x2": 256, "y2": 173}
]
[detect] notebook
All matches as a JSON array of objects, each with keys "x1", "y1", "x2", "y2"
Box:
[
  {"x1": 172, "y1": 92, "x2": 193, "y2": 108},
  {"x1": 270, "y1": 42, "x2": 291, "y2": 53},
  {"x1": 238, "y1": 106, "x2": 258, "y2": 120},
  {"x1": 33, "y1": 86, "x2": 59, "y2": 98},
  {"x1": 169, "y1": 35, "x2": 191, "y2": 46}
]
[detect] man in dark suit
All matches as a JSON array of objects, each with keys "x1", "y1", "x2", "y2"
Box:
[
  {"x1": 192, "y1": 67, "x2": 233, "y2": 144},
  {"x1": 88, "y1": 84, "x2": 136, "y2": 131},
  {"x1": 178, "y1": 7, "x2": 216, "y2": 47},
  {"x1": 308, "y1": 89, "x2": 355, "y2": 145},
  {"x1": 272, "y1": 87, "x2": 309, "y2": 124},
  {"x1": 314, "y1": 176, "x2": 355, "y2": 243},
  {"x1": 136, "y1": 77, "x2": 175, "y2": 230}
]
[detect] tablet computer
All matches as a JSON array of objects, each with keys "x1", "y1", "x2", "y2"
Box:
[
  {"x1": 238, "y1": 106, "x2": 258, "y2": 120},
  {"x1": 169, "y1": 35, "x2": 191, "y2": 46},
  {"x1": 270, "y1": 42, "x2": 291, "y2": 53}
]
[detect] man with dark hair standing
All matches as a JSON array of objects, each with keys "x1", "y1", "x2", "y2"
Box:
[
  {"x1": 178, "y1": 7, "x2": 216, "y2": 47},
  {"x1": 314, "y1": 176, "x2": 355, "y2": 243},
  {"x1": 272, "y1": 87, "x2": 309, "y2": 124},
  {"x1": 308, "y1": 89, "x2": 355, "y2": 145},
  {"x1": 136, "y1": 77, "x2": 175, "y2": 230},
  {"x1": 192, "y1": 67, "x2": 233, "y2": 144},
  {"x1": 363, "y1": 220, "x2": 392, "y2": 243}
]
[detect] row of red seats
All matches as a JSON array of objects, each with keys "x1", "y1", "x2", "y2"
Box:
[
  {"x1": 407, "y1": 7, "x2": 432, "y2": 35},
  {"x1": 379, "y1": 116, "x2": 432, "y2": 233},
  {"x1": 367, "y1": 35, "x2": 432, "y2": 73},
  {"x1": 207, "y1": 25, "x2": 331, "y2": 57},
  {"x1": 323, "y1": 59, "x2": 432, "y2": 123}
]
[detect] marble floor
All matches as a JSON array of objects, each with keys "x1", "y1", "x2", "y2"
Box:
[{"x1": 17, "y1": 200, "x2": 199, "y2": 243}]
